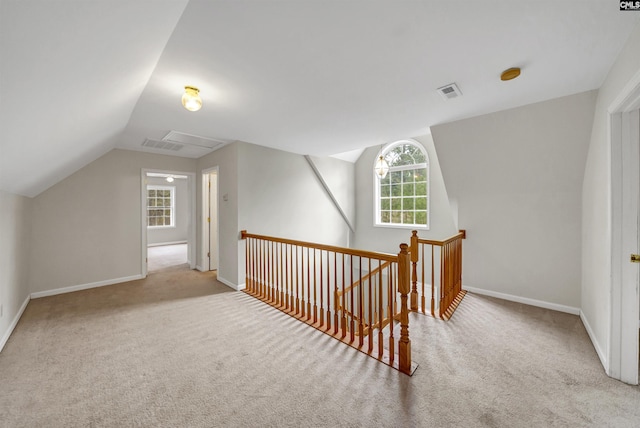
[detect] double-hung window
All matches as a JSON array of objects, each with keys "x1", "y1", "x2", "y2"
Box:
[
  {"x1": 147, "y1": 185, "x2": 175, "y2": 228},
  {"x1": 375, "y1": 140, "x2": 429, "y2": 228}
]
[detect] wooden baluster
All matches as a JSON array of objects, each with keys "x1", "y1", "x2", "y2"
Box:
[
  {"x1": 257, "y1": 239, "x2": 262, "y2": 297},
  {"x1": 307, "y1": 247, "x2": 311, "y2": 320},
  {"x1": 341, "y1": 253, "x2": 347, "y2": 339},
  {"x1": 318, "y1": 250, "x2": 324, "y2": 327},
  {"x1": 431, "y1": 244, "x2": 435, "y2": 317},
  {"x1": 398, "y1": 243, "x2": 412, "y2": 375},
  {"x1": 367, "y1": 258, "x2": 373, "y2": 354},
  {"x1": 244, "y1": 234, "x2": 249, "y2": 292},
  {"x1": 324, "y1": 250, "x2": 330, "y2": 331},
  {"x1": 439, "y1": 244, "x2": 445, "y2": 318},
  {"x1": 278, "y1": 242, "x2": 282, "y2": 305},
  {"x1": 358, "y1": 256, "x2": 364, "y2": 348},
  {"x1": 285, "y1": 244, "x2": 290, "y2": 310},
  {"x1": 410, "y1": 231, "x2": 418, "y2": 312},
  {"x1": 245, "y1": 236, "x2": 251, "y2": 293},
  {"x1": 300, "y1": 247, "x2": 308, "y2": 318},
  {"x1": 296, "y1": 245, "x2": 304, "y2": 315},
  {"x1": 387, "y1": 261, "x2": 395, "y2": 365},
  {"x1": 313, "y1": 248, "x2": 318, "y2": 324},
  {"x1": 378, "y1": 261, "x2": 384, "y2": 359},
  {"x1": 421, "y1": 243, "x2": 426, "y2": 314},
  {"x1": 267, "y1": 240, "x2": 272, "y2": 302},
  {"x1": 290, "y1": 244, "x2": 295, "y2": 311},
  {"x1": 272, "y1": 241, "x2": 276, "y2": 304},
  {"x1": 334, "y1": 252, "x2": 339, "y2": 335},
  {"x1": 349, "y1": 255, "x2": 355, "y2": 343}
]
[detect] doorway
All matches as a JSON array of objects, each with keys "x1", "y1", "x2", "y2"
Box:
[
  {"x1": 610, "y1": 71, "x2": 640, "y2": 385},
  {"x1": 140, "y1": 169, "x2": 196, "y2": 278},
  {"x1": 201, "y1": 167, "x2": 219, "y2": 272}
]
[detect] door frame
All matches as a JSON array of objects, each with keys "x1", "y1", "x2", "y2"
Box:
[
  {"x1": 200, "y1": 166, "x2": 219, "y2": 272},
  {"x1": 609, "y1": 69, "x2": 640, "y2": 384},
  {"x1": 140, "y1": 168, "x2": 196, "y2": 277}
]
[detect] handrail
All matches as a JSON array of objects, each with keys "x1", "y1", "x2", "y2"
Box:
[
  {"x1": 241, "y1": 230, "x2": 416, "y2": 375},
  {"x1": 415, "y1": 230, "x2": 466, "y2": 247},
  {"x1": 336, "y1": 260, "x2": 392, "y2": 297},
  {"x1": 241, "y1": 231, "x2": 397, "y2": 262}
]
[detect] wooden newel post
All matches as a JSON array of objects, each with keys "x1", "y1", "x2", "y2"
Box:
[
  {"x1": 410, "y1": 230, "x2": 419, "y2": 312},
  {"x1": 398, "y1": 243, "x2": 412, "y2": 375}
]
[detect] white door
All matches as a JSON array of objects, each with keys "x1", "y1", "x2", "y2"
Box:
[{"x1": 208, "y1": 172, "x2": 219, "y2": 271}]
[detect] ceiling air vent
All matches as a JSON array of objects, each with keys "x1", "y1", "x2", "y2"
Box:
[
  {"x1": 162, "y1": 130, "x2": 226, "y2": 151},
  {"x1": 142, "y1": 138, "x2": 183, "y2": 151},
  {"x1": 437, "y1": 83, "x2": 462, "y2": 100}
]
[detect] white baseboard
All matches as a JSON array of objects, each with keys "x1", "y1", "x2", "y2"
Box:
[
  {"x1": 463, "y1": 286, "x2": 580, "y2": 315},
  {"x1": 196, "y1": 265, "x2": 206, "y2": 272},
  {"x1": 217, "y1": 275, "x2": 245, "y2": 291},
  {"x1": 30, "y1": 275, "x2": 144, "y2": 299},
  {"x1": 580, "y1": 310, "x2": 608, "y2": 371},
  {"x1": 0, "y1": 295, "x2": 30, "y2": 353},
  {"x1": 147, "y1": 241, "x2": 187, "y2": 247}
]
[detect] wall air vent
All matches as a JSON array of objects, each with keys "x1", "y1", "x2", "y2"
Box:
[
  {"x1": 162, "y1": 130, "x2": 226, "y2": 151},
  {"x1": 142, "y1": 138, "x2": 183, "y2": 151},
  {"x1": 437, "y1": 83, "x2": 462, "y2": 100}
]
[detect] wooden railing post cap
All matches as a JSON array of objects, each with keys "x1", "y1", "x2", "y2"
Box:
[
  {"x1": 240, "y1": 230, "x2": 247, "y2": 239},
  {"x1": 411, "y1": 230, "x2": 418, "y2": 237},
  {"x1": 399, "y1": 243, "x2": 409, "y2": 254}
]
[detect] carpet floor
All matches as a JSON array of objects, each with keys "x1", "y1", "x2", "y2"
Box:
[{"x1": 1, "y1": 265, "x2": 639, "y2": 427}]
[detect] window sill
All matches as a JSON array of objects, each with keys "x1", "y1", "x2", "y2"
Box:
[{"x1": 374, "y1": 223, "x2": 429, "y2": 231}]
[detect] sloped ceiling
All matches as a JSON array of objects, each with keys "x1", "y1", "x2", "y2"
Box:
[{"x1": 1, "y1": 1, "x2": 639, "y2": 197}]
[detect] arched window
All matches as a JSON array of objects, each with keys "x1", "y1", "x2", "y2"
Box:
[{"x1": 375, "y1": 140, "x2": 429, "y2": 228}]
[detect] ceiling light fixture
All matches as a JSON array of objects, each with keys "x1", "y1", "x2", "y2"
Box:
[
  {"x1": 500, "y1": 67, "x2": 521, "y2": 81},
  {"x1": 374, "y1": 155, "x2": 389, "y2": 179},
  {"x1": 182, "y1": 86, "x2": 202, "y2": 111}
]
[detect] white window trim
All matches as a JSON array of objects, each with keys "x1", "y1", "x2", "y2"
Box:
[
  {"x1": 147, "y1": 185, "x2": 176, "y2": 229},
  {"x1": 373, "y1": 139, "x2": 430, "y2": 230}
]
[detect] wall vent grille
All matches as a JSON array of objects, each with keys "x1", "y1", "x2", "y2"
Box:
[
  {"x1": 142, "y1": 139, "x2": 183, "y2": 151},
  {"x1": 163, "y1": 130, "x2": 226, "y2": 150}
]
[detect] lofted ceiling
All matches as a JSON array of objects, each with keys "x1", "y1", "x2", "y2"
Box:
[{"x1": 1, "y1": 1, "x2": 639, "y2": 197}]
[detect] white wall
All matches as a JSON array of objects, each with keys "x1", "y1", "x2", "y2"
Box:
[
  {"x1": 0, "y1": 191, "x2": 32, "y2": 349},
  {"x1": 353, "y1": 134, "x2": 457, "y2": 254},
  {"x1": 235, "y1": 142, "x2": 352, "y2": 287},
  {"x1": 29, "y1": 149, "x2": 196, "y2": 293},
  {"x1": 432, "y1": 91, "x2": 597, "y2": 310},
  {"x1": 196, "y1": 142, "x2": 353, "y2": 288},
  {"x1": 196, "y1": 143, "x2": 239, "y2": 285},
  {"x1": 307, "y1": 154, "x2": 356, "y2": 231},
  {"x1": 146, "y1": 176, "x2": 189, "y2": 245},
  {"x1": 582, "y1": 23, "x2": 640, "y2": 365}
]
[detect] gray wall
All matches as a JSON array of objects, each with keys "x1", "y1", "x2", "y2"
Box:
[
  {"x1": 0, "y1": 191, "x2": 32, "y2": 349},
  {"x1": 431, "y1": 90, "x2": 597, "y2": 309},
  {"x1": 196, "y1": 142, "x2": 353, "y2": 288},
  {"x1": 582, "y1": 23, "x2": 640, "y2": 364},
  {"x1": 146, "y1": 176, "x2": 189, "y2": 245},
  {"x1": 237, "y1": 142, "x2": 352, "y2": 286},
  {"x1": 196, "y1": 143, "x2": 239, "y2": 285},
  {"x1": 353, "y1": 134, "x2": 457, "y2": 254},
  {"x1": 29, "y1": 149, "x2": 196, "y2": 293}
]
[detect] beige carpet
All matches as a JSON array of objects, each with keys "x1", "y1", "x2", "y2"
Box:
[
  {"x1": 147, "y1": 243, "x2": 188, "y2": 272},
  {"x1": 1, "y1": 265, "x2": 639, "y2": 427}
]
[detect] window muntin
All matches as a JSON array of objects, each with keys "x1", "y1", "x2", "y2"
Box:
[
  {"x1": 147, "y1": 185, "x2": 175, "y2": 228},
  {"x1": 375, "y1": 140, "x2": 429, "y2": 228}
]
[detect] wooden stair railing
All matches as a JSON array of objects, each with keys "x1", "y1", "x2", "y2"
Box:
[
  {"x1": 409, "y1": 230, "x2": 466, "y2": 320},
  {"x1": 241, "y1": 231, "x2": 417, "y2": 375}
]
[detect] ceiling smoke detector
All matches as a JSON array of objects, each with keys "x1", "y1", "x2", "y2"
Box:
[{"x1": 437, "y1": 83, "x2": 462, "y2": 100}]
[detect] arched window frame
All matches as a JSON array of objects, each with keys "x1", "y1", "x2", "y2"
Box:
[{"x1": 374, "y1": 139, "x2": 430, "y2": 229}]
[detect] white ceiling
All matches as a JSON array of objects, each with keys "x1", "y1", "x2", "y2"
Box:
[{"x1": 1, "y1": 1, "x2": 639, "y2": 197}]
